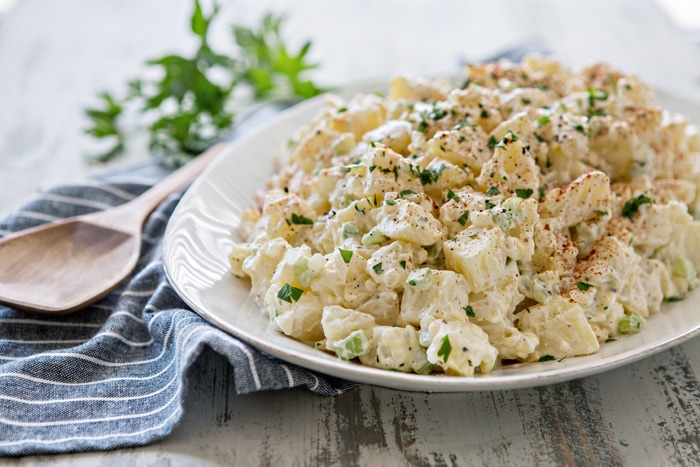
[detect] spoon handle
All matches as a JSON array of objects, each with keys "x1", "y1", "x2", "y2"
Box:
[{"x1": 109, "y1": 143, "x2": 228, "y2": 227}]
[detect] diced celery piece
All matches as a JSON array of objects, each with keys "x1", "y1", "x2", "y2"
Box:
[
  {"x1": 342, "y1": 222, "x2": 360, "y2": 239},
  {"x1": 406, "y1": 268, "x2": 433, "y2": 291},
  {"x1": 333, "y1": 330, "x2": 370, "y2": 360},
  {"x1": 672, "y1": 257, "x2": 696, "y2": 279},
  {"x1": 362, "y1": 228, "x2": 387, "y2": 246},
  {"x1": 293, "y1": 262, "x2": 317, "y2": 288},
  {"x1": 618, "y1": 313, "x2": 645, "y2": 334}
]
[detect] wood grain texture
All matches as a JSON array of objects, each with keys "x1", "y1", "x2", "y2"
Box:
[
  {"x1": 16, "y1": 343, "x2": 700, "y2": 466},
  {"x1": 3, "y1": 0, "x2": 700, "y2": 465}
]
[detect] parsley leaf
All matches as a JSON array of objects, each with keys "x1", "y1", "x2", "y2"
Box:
[
  {"x1": 338, "y1": 248, "x2": 353, "y2": 264},
  {"x1": 485, "y1": 186, "x2": 501, "y2": 196},
  {"x1": 372, "y1": 262, "x2": 383, "y2": 274},
  {"x1": 84, "y1": 2, "x2": 324, "y2": 164},
  {"x1": 286, "y1": 213, "x2": 314, "y2": 225},
  {"x1": 457, "y1": 210, "x2": 470, "y2": 226},
  {"x1": 576, "y1": 281, "x2": 593, "y2": 291},
  {"x1": 538, "y1": 355, "x2": 556, "y2": 362},
  {"x1": 410, "y1": 164, "x2": 445, "y2": 185},
  {"x1": 278, "y1": 283, "x2": 304, "y2": 303},
  {"x1": 487, "y1": 135, "x2": 498, "y2": 149},
  {"x1": 464, "y1": 305, "x2": 476, "y2": 317},
  {"x1": 515, "y1": 188, "x2": 533, "y2": 199},
  {"x1": 622, "y1": 194, "x2": 653, "y2": 218},
  {"x1": 437, "y1": 335, "x2": 452, "y2": 362}
]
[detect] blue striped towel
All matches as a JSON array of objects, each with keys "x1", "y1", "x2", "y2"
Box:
[{"x1": 0, "y1": 150, "x2": 355, "y2": 456}]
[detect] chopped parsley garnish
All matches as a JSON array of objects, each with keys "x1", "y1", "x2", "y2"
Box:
[
  {"x1": 480, "y1": 109, "x2": 489, "y2": 119},
  {"x1": 587, "y1": 87, "x2": 609, "y2": 106},
  {"x1": 464, "y1": 305, "x2": 476, "y2": 317},
  {"x1": 338, "y1": 248, "x2": 353, "y2": 264},
  {"x1": 534, "y1": 132, "x2": 545, "y2": 143},
  {"x1": 399, "y1": 260, "x2": 407, "y2": 269},
  {"x1": 385, "y1": 198, "x2": 396, "y2": 205},
  {"x1": 664, "y1": 296, "x2": 684, "y2": 302},
  {"x1": 515, "y1": 188, "x2": 533, "y2": 199},
  {"x1": 538, "y1": 355, "x2": 556, "y2": 362},
  {"x1": 485, "y1": 201, "x2": 496, "y2": 209},
  {"x1": 576, "y1": 281, "x2": 593, "y2": 291},
  {"x1": 571, "y1": 122, "x2": 586, "y2": 134},
  {"x1": 285, "y1": 213, "x2": 314, "y2": 225},
  {"x1": 485, "y1": 186, "x2": 501, "y2": 196},
  {"x1": 605, "y1": 338, "x2": 617, "y2": 343},
  {"x1": 431, "y1": 108, "x2": 448, "y2": 120},
  {"x1": 594, "y1": 210, "x2": 608, "y2": 216},
  {"x1": 446, "y1": 189, "x2": 458, "y2": 201},
  {"x1": 622, "y1": 194, "x2": 653, "y2": 218},
  {"x1": 372, "y1": 262, "x2": 383, "y2": 274},
  {"x1": 337, "y1": 106, "x2": 348, "y2": 113},
  {"x1": 487, "y1": 135, "x2": 498, "y2": 149},
  {"x1": 451, "y1": 119, "x2": 476, "y2": 130},
  {"x1": 537, "y1": 115, "x2": 550, "y2": 126},
  {"x1": 410, "y1": 164, "x2": 445, "y2": 185},
  {"x1": 278, "y1": 283, "x2": 304, "y2": 303},
  {"x1": 437, "y1": 335, "x2": 452, "y2": 362},
  {"x1": 369, "y1": 165, "x2": 377, "y2": 172},
  {"x1": 495, "y1": 130, "x2": 520, "y2": 148},
  {"x1": 399, "y1": 189, "x2": 416, "y2": 197},
  {"x1": 457, "y1": 210, "x2": 470, "y2": 226}
]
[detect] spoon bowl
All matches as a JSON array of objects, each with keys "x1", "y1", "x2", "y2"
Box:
[{"x1": 0, "y1": 143, "x2": 226, "y2": 314}]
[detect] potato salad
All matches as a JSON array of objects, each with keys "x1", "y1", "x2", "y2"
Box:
[{"x1": 228, "y1": 56, "x2": 700, "y2": 377}]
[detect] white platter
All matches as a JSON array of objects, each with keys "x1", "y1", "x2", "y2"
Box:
[{"x1": 162, "y1": 84, "x2": 700, "y2": 392}]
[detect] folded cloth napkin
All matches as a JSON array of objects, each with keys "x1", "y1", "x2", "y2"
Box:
[{"x1": 0, "y1": 155, "x2": 356, "y2": 456}]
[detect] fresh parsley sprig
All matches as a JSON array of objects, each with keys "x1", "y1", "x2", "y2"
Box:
[
  {"x1": 84, "y1": 0, "x2": 323, "y2": 165},
  {"x1": 232, "y1": 13, "x2": 323, "y2": 99}
]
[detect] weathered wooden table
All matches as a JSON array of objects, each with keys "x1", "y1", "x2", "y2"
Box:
[{"x1": 3, "y1": 0, "x2": 700, "y2": 464}]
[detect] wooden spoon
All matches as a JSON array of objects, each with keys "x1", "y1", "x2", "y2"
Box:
[{"x1": 0, "y1": 142, "x2": 226, "y2": 314}]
